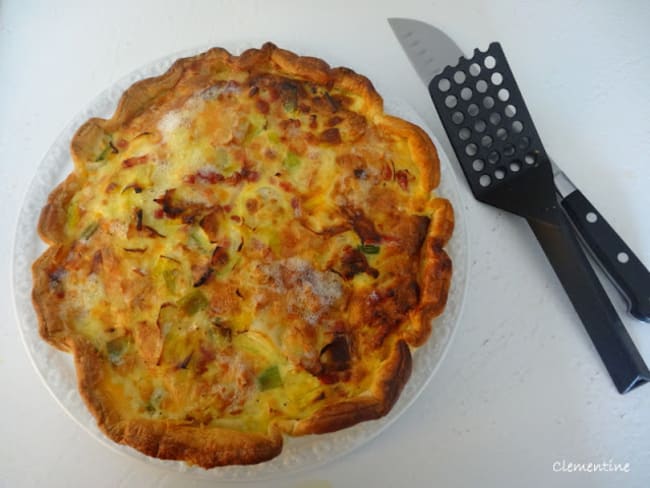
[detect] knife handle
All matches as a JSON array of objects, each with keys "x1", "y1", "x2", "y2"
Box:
[
  {"x1": 526, "y1": 206, "x2": 650, "y2": 394},
  {"x1": 560, "y1": 190, "x2": 650, "y2": 322}
]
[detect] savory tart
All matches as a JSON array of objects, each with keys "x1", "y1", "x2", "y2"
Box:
[{"x1": 32, "y1": 43, "x2": 453, "y2": 468}]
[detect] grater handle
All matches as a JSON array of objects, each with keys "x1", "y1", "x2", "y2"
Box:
[
  {"x1": 526, "y1": 206, "x2": 650, "y2": 394},
  {"x1": 560, "y1": 190, "x2": 650, "y2": 322}
]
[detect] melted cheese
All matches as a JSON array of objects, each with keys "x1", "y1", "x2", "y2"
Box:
[{"x1": 56, "y1": 68, "x2": 434, "y2": 432}]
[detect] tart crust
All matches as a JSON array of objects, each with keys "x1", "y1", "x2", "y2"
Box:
[{"x1": 32, "y1": 43, "x2": 453, "y2": 468}]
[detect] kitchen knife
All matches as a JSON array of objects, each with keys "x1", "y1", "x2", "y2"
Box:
[
  {"x1": 551, "y1": 162, "x2": 650, "y2": 322},
  {"x1": 388, "y1": 17, "x2": 650, "y2": 323},
  {"x1": 388, "y1": 17, "x2": 650, "y2": 393}
]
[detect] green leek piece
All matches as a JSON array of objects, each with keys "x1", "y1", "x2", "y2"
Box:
[
  {"x1": 283, "y1": 152, "x2": 301, "y2": 169},
  {"x1": 358, "y1": 244, "x2": 380, "y2": 254},
  {"x1": 179, "y1": 289, "x2": 208, "y2": 316},
  {"x1": 189, "y1": 228, "x2": 212, "y2": 252},
  {"x1": 95, "y1": 141, "x2": 114, "y2": 162},
  {"x1": 80, "y1": 222, "x2": 99, "y2": 240},
  {"x1": 258, "y1": 365, "x2": 282, "y2": 391}
]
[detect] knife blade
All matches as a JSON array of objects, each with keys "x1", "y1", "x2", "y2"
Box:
[
  {"x1": 389, "y1": 17, "x2": 650, "y2": 322},
  {"x1": 388, "y1": 18, "x2": 463, "y2": 85}
]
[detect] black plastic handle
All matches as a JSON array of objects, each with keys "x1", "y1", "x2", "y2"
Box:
[
  {"x1": 527, "y1": 205, "x2": 650, "y2": 394},
  {"x1": 561, "y1": 190, "x2": 650, "y2": 322}
]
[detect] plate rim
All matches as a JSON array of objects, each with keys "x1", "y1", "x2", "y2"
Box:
[{"x1": 11, "y1": 41, "x2": 470, "y2": 481}]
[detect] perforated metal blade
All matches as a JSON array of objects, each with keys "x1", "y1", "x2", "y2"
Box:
[
  {"x1": 425, "y1": 41, "x2": 650, "y2": 393},
  {"x1": 389, "y1": 19, "x2": 650, "y2": 393},
  {"x1": 429, "y1": 42, "x2": 557, "y2": 221}
]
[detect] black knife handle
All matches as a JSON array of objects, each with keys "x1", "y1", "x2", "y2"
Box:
[
  {"x1": 526, "y1": 206, "x2": 650, "y2": 394},
  {"x1": 561, "y1": 190, "x2": 650, "y2": 322}
]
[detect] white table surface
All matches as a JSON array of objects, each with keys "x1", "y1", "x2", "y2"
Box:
[{"x1": 2, "y1": 1, "x2": 649, "y2": 487}]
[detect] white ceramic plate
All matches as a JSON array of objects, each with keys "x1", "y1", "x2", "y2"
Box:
[{"x1": 12, "y1": 43, "x2": 468, "y2": 481}]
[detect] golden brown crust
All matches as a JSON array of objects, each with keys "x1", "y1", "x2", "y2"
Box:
[
  {"x1": 32, "y1": 246, "x2": 71, "y2": 351},
  {"x1": 379, "y1": 115, "x2": 440, "y2": 192},
  {"x1": 37, "y1": 174, "x2": 80, "y2": 244},
  {"x1": 32, "y1": 42, "x2": 453, "y2": 468},
  {"x1": 74, "y1": 338, "x2": 283, "y2": 467},
  {"x1": 406, "y1": 198, "x2": 454, "y2": 347},
  {"x1": 292, "y1": 340, "x2": 412, "y2": 435},
  {"x1": 119, "y1": 421, "x2": 283, "y2": 468},
  {"x1": 269, "y1": 45, "x2": 331, "y2": 84}
]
